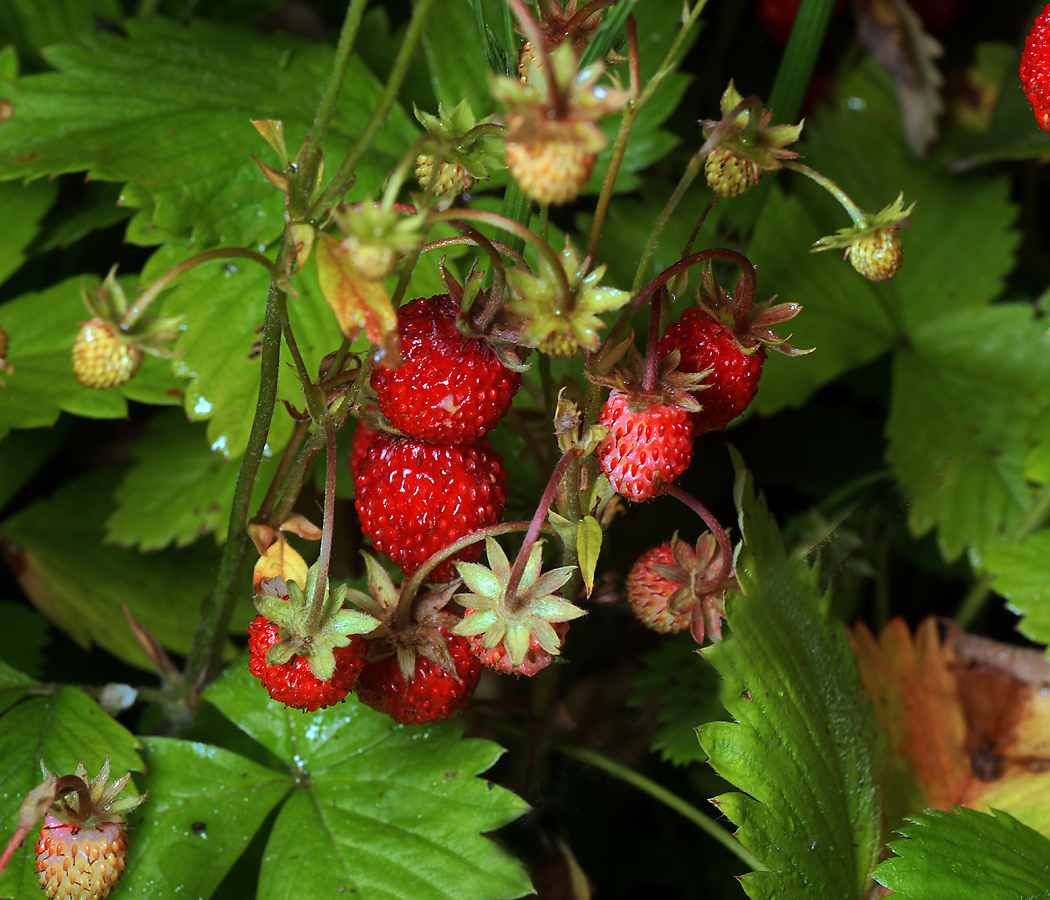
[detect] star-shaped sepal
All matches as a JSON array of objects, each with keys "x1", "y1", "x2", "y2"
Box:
[
  {"x1": 254, "y1": 563, "x2": 379, "y2": 683},
  {"x1": 452, "y1": 538, "x2": 585, "y2": 668}
]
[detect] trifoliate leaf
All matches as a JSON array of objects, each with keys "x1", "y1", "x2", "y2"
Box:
[
  {"x1": 985, "y1": 529, "x2": 1050, "y2": 648},
  {"x1": 105, "y1": 409, "x2": 279, "y2": 550},
  {"x1": 0, "y1": 17, "x2": 418, "y2": 248},
  {"x1": 698, "y1": 463, "x2": 883, "y2": 899},
  {"x1": 0, "y1": 687, "x2": 143, "y2": 899},
  {"x1": 886, "y1": 304, "x2": 1050, "y2": 563},
  {"x1": 204, "y1": 659, "x2": 533, "y2": 900},
  {"x1": 873, "y1": 807, "x2": 1050, "y2": 898},
  {"x1": 117, "y1": 736, "x2": 291, "y2": 900}
]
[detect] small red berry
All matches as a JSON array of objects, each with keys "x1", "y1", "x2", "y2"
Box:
[
  {"x1": 349, "y1": 419, "x2": 378, "y2": 481},
  {"x1": 465, "y1": 618, "x2": 570, "y2": 677},
  {"x1": 370, "y1": 294, "x2": 521, "y2": 444},
  {"x1": 1021, "y1": 3, "x2": 1050, "y2": 131},
  {"x1": 356, "y1": 628, "x2": 482, "y2": 724},
  {"x1": 354, "y1": 434, "x2": 508, "y2": 582},
  {"x1": 596, "y1": 390, "x2": 695, "y2": 501},
  {"x1": 659, "y1": 310, "x2": 766, "y2": 434},
  {"x1": 248, "y1": 615, "x2": 365, "y2": 711}
]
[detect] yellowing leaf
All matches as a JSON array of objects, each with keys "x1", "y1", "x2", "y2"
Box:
[
  {"x1": 315, "y1": 232, "x2": 399, "y2": 359},
  {"x1": 253, "y1": 536, "x2": 308, "y2": 590}
]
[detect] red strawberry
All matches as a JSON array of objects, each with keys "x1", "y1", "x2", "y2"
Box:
[
  {"x1": 1022, "y1": 3, "x2": 1050, "y2": 132},
  {"x1": 356, "y1": 627, "x2": 482, "y2": 724},
  {"x1": 596, "y1": 389, "x2": 695, "y2": 501},
  {"x1": 354, "y1": 434, "x2": 508, "y2": 582},
  {"x1": 35, "y1": 759, "x2": 146, "y2": 900},
  {"x1": 248, "y1": 615, "x2": 366, "y2": 711},
  {"x1": 626, "y1": 532, "x2": 736, "y2": 643},
  {"x1": 370, "y1": 294, "x2": 521, "y2": 444},
  {"x1": 465, "y1": 618, "x2": 570, "y2": 677},
  {"x1": 349, "y1": 419, "x2": 378, "y2": 481},
  {"x1": 659, "y1": 311, "x2": 765, "y2": 434}
]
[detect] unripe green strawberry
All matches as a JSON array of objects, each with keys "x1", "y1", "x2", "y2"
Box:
[
  {"x1": 415, "y1": 154, "x2": 475, "y2": 198},
  {"x1": 704, "y1": 147, "x2": 759, "y2": 197},
  {"x1": 847, "y1": 228, "x2": 903, "y2": 282},
  {"x1": 71, "y1": 319, "x2": 142, "y2": 389},
  {"x1": 505, "y1": 137, "x2": 595, "y2": 206}
]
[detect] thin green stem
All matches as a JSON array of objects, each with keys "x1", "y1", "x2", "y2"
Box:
[
  {"x1": 782, "y1": 161, "x2": 867, "y2": 226},
  {"x1": 554, "y1": 743, "x2": 767, "y2": 871},
  {"x1": 311, "y1": 0, "x2": 436, "y2": 218},
  {"x1": 180, "y1": 239, "x2": 294, "y2": 699},
  {"x1": 123, "y1": 248, "x2": 281, "y2": 328},
  {"x1": 299, "y1": 0, "x2": 370, "y2": 202},
  {"x1": 276, "y1": 294, "x2": 326, "y2": 422},
  {"x1": 308, "y1": 422, "x2": 339, "y2": 631},
  {"x1": 271, "y1": 428, "x2": 327, "y2": 527},
  {"x1": 255, "y1": 418, "x2": 311, "y2": 524}
]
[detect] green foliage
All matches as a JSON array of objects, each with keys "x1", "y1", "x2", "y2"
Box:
[
  {"x1": 204, "y1": 660, "x2": 533, "y2": 900},
  {"x1": 984, "y1": 528, "x2": 1050, "y2": 647},
  {"x1": 105, "y1": 409, "x2": 279, "y2": 550},
  {"x1": 0, "y1": 179, "x2": 56, "y2": 284},
  {"x1": 0, "y1": 0, "x2": 121, "y2": 55},
  {"x1": 699, "y1": 463, "x2": 883, "y2": 899},
  {"x1": 0, "y1": 17, "x2": 417, "y2": 248},
  {"x1": 0, "y1": 469, "x2": 250, "y2": 669},
  {"x1": 873, "y1": 807, "x2": 1050, "y2": 898},
  {"x1": 0, "y1": 684, "x2": 144, "y2": 899}
]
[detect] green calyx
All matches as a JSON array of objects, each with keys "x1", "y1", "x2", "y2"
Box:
[
  {"x1": 414, "y1": 99, "x2": 506, "y2": 183},
  {"x1": 329, "y1": 200, "x2": 427, "y2": 281},
  {"x1": 40, "y1": 758, "x2": 146, "y2": 828},
  {"x1": 452, "y1": 538, "x2": 584, "y2": 669},
  {"x1": 810, "y1": 192, "x2": 916, "y2": 253},
  {"x1": 254, "y1": 562, "x2": 379, "y2": 682},
  {"x1": 82, "y1": 266, "x2": 182, "y2": 358},
  {"x1": 701, "y1": 81, "x2": 803, "y2": 180},
  {"x1": 506, "y1": 239, "x2": 631, "y2": 357}
]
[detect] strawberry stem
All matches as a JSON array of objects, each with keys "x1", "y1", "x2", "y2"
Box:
[
  {"x1": 395, "y1": 520, "x2": 547, "y2": 628},
  {"x1": 506, "y1": 0, "x2": 564, "y2": 118},
  {"x1": 122, "y1": 247, "x2": 283, "y2": 328},
  {"x1": 420, "y1": 236, "x2": 528, "y2": 271},
  {"x1": 663, "y1": 484, "x2": 733, "y2": 589},
  {"x1": 255, "y1": 419, "x2": 311, "y2": 525},
  {"x1": 641, "y1": 288, "x2": 663, "y2": 393},
  {"x1": 308, "y1": 421, "x2": 339, "y2": 632},
  {"x1": 782, "y1": 161, "x2": 867, "y2": 226},
  {"x1": 506, "y1": 448, "x2": 581, "y2": 613},
  {"x1": 564, "y1": 0, "x2": 617, "y2": 38}
]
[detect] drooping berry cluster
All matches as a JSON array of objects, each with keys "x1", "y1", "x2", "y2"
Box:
[
  {"x1": 354, "y1": 294, "x2": 520, "y2": 584},
  {"x1": 1021, "y1": 3, "x2": 1050, "y2": 132}
]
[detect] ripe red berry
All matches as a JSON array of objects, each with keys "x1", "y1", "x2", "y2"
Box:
[
  {"x1": 596, "y1": 390, "x2": 695, "y2": 501},
  {"x1": 356, "y1": 628, "x2": 482, "y2": 724},
  {"x1": 349, "y1": 419, "x2": 377, "y2": 481},
  {"x1": 464, "y1": 617, "x2": 570, "y2": 677},
  {"x1": 354, "y1": 434, "x2": 508, "y2": 582},
  {"x1": 370, "y1": 294, "x2": 521, "y2": 444},
  {"x1": 1022, "y1": 3, "x2": 1050, "y2": 131},
  {"x1": 659, "y1": 310, "x2": 766, "y2": 434},
  {"x1": 248, "y1": 615, "x2": 365, "y2": 711}
]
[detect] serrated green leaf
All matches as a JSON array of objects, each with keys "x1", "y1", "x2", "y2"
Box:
[
  {"x1": 886, "y1": 304, "x2": 1050, "y2": 563},
  {"x1": 628, "y1": 634, "x2": 726, "y2": 767},
  {"x1": 205, "y1": 657, "x2": 533, "y2": 900},
  {"x1": 698, "y1": 465, "x2": 882, "y2": 899},
  {"x1": 0, "y1": 17, "x2": 417, "y2": 247},
  {"x1": 0, "y1": 657, "x2": 34, "y2": 715},
  {"x1": 873, "y1": 807, "x2": 1050, "y2": 898},
  {"x1": 0, "y1": 687, "x2": 143, "y2": 899},
  {"x1": 576, "y1": 515, "x2": 602, "y2": 596},
  {"x1": 118, "y1": 736, "x2": 291, "y2": 900},
  {"x1": 33, "y1": 181, "x2": 133, "y2": 253},
  {"x1": 0, "y1": 0, "x2": 121, "y2": 54},
  {"x1": 749, "y1": 58, "x2": 1019, "y2": 415},
  {"x1": 984, "y1": 529, "x2": 1050, "y2": 648},
  {"x1": 0, "y1": 178, "x2": 57, "y2": 284},
  {"x1": 105, "y1": 408, "x2": 278, "y2": 550},
  {"x1": 140, "y1": 243, "x2": 341, "y2": 460},
  {"x1": 0, "y1": 468, "x2": 250, "y2": 669}
]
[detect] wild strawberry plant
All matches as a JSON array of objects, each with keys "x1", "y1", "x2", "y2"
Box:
[{"x1": 1, "y1": 0, "x2": 1049, "y2": 898}]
